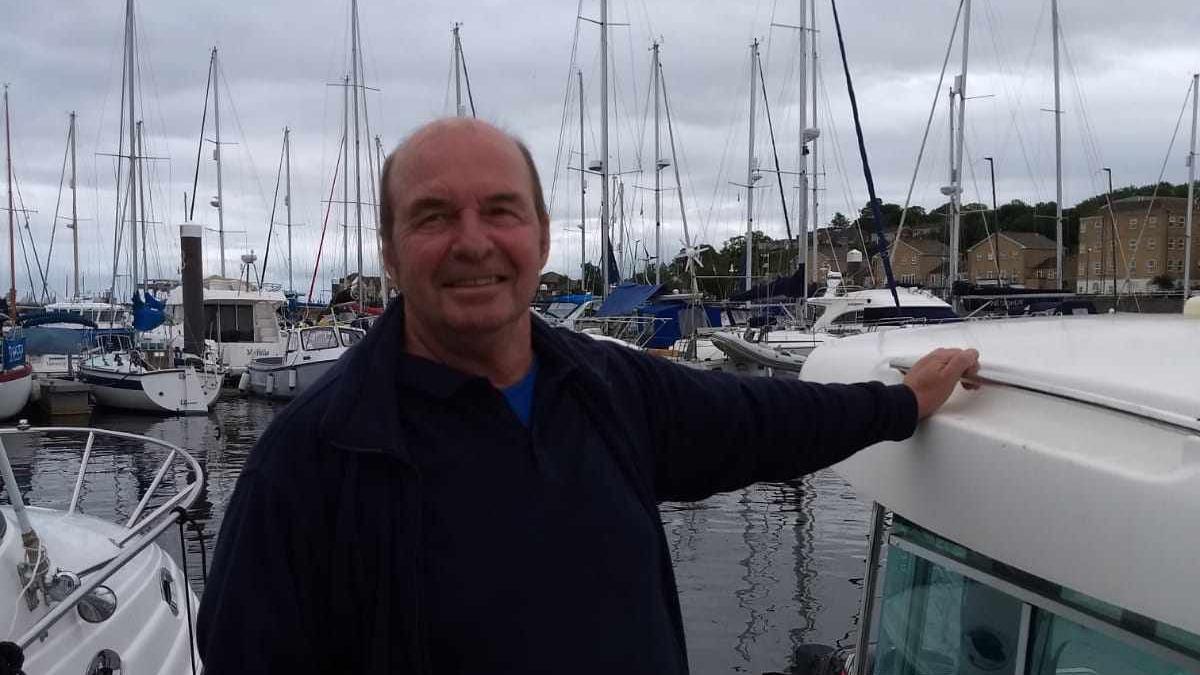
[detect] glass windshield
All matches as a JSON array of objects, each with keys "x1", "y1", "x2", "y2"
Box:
[
  {"x1": 301, "y1": 327, "x2": 338, "y2": 351},
  {"x1": 339, "y1": 328, "x2": 364, "y2": 347}
]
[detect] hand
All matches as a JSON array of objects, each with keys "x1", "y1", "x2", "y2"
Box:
[{"x1": 903, "y1": 347, "x2": 980, "y2": 420}]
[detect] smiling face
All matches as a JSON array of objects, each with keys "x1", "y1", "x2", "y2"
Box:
[{"x1": 383, "y1": 121, "x2": 549, "y2": 340}]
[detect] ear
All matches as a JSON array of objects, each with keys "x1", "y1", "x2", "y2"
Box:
[
  {"x1": 382, "y1": 238, "x2": 401, "y2": 291},
  {"x1": 538, "y1": 215, "x2": 551, "y2": 268}
]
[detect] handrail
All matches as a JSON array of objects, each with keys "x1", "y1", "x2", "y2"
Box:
[
  {"x1": 0, "y1": 427, "x2": 204, "y2": 649},
  {"x1": 889, "y1": 358, "x2": 1200, "y2": 434}
]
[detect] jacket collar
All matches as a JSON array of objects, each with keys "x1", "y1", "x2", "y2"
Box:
[{"x1": 317, "y1": 299, "x2": 590, "y2": 457}]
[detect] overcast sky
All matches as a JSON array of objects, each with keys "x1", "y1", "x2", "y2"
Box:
[{"x1": 3, "y1": 0, "x2": 1198, "y2": 301}]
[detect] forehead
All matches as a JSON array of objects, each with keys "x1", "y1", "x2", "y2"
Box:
[{"x1": 391, "y1": 126, "x2": 532, "y2": 207}]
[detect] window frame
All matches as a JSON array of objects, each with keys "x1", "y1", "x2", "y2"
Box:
[{"x1": 882, "y1": 520, "x2": 1200, "y2": 674}]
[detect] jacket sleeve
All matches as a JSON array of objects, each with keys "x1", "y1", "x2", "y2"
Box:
[
  {"x1": 610, "y1": 348, "x2": 917, "y2": 502},
  {"x1": 197, "y1": 466, "x2": 325, "y2": 674}
]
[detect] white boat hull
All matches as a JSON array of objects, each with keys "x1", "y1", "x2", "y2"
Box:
[
  {"x1": 0, "y1": 364, "x2": 33, "y2": 420},
  {"x1": 79, "y1": 366, "x2": 221, "y2": 415},
  {"x1": 2, "y1": 507, "x2": 201, "y2": 674},
  {"x1": 244, "y1": 358, "x2": 337, "y2": 400}
]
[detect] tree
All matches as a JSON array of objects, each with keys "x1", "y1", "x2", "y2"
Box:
[
  {"x1": 1151, "y1": 273, "x2": 1177, "y2": 292},
  {"x1": 829, "y1": 212, "x2": 850, "y2": 230}
]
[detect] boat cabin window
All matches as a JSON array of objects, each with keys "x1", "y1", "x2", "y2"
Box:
[
  {"x1": 205, "y1": 304, "x2": 256, "y2": 343},
  {"x1": 1028, "y1": 612, "x2": 1190, "y2": 675},
  {"x1": 339, "y1": 328, "x2": 363, "y2": 347},
  {"x1": 301, "y1": 327, "x2": 338, "y2": 351},
  {"x1": 286, "y1": 332, "x2": 299, "y2": 353},
  {"x1": 874, "y1": 520, "x2": 1200, "y2": 675},
  {"x1": 875, "y1": 545, "x2": 1024, "y2": 675}
]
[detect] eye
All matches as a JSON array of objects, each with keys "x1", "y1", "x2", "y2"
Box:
[
  {"x1": 414, "y1": 212, "x2": 449, "y2": 229},
  {"x1": 485, "y1": 205, "x2": 521, "y2": 222}
]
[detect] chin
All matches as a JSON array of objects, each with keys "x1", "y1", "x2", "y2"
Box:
[{"x1": 442, "y1": 302, "x2": 527, "y2": 334}]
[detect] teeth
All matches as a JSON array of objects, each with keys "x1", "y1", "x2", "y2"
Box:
[{"x1": 449, "y1": 276, "x2": 500, "y2": 287}]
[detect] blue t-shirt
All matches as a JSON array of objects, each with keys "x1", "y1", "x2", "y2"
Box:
[{"x1": 500, "y1": 357, "x2": 538, "y2": 427}]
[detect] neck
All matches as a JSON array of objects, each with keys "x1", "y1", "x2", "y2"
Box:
[{"x1": 404, "y1": 309, "x2": 534, "y2": 388}]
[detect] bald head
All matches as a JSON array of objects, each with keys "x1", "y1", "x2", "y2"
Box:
[{"x1": 379, "y1": 119, "x2": 548, "y2": 247}]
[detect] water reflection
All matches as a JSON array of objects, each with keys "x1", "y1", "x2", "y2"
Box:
[{"x1": 2, "y1": 394, "x2": 873, "y2": 674}]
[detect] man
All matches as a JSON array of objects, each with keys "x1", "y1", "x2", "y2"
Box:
[{"x1": 198, "y1": 119, "x2": 978, "y2": 674}]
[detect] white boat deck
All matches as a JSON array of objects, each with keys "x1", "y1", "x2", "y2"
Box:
[{"x1": 802, "y1": 314, "x2": 1200, "y2": 639}]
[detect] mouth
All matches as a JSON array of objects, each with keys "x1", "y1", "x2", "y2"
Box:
[{"x1": 443, "y1": 275, "x2": 506, "y2": 289}]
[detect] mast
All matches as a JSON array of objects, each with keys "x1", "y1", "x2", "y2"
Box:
[
  {"x1": 1052, "y1": 0, "x2": 1063, "y2": 289},
  {"x1": 285, "y1": 126, "x2": 293, "y2": 293},
  {"x1": 949, "y1": 0, "x2": 971, "y2": 292},
  {"x1": 376, "y1": 135, "x2": 389, "y2": 302},
  {"x1": 797, "y1": 0, "x2": 809, "y2": 292},
  {"x1": 137, "y1": 120, "x2": 148, "y2": 290},
  {"x1": 342, "y1": 74, "x2": 349, "y2": 279},
  {"x1": 599, "y1": 0, "x2": 611, "y2": 298},
  {"x1": 351, "y1": 0, "x2": 364, "y2": 312},
  {"x1": 4, "y1": 87, "x2": 14, "y2": 320},
  {"x1": 208, "y1": 47, "x2": 226, "y2": 278},
  {"x1": 1185, "y1": 73, "x2": 1198, "y2": 298},
  {"x1": 809, "y1": 0, "x2": 820, "y2": 292},
  {"x1": 127, "y1": 0, "x2": 140, "y2": 295},
  {"x1": 579, "y1": 69, "x2": 587, "y2": 293},
  {"x1": 745, "y1": 39, "x2": 760, "y2": 291},
  {"x1": 653, "y1": 41, "x2": 662, "y2": 286},
  {"x1": 69, "y1": 111, "x2": 79, "y2": 298},
  {"x1": 453, "y1": 23, "x2": 465, "y2": 117}
]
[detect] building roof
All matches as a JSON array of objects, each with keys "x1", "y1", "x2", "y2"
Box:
[
  {"x1": 1109, "y1": 196, "x2": 1191, "y2": 211},
  {"x1": 967, "y1": 231, "x2": 1057, "y2": 252},
  {"x1": 896, "y1": 238, "x2": 950, "y2": 256}
]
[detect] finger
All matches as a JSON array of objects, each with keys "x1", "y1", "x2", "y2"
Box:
[{"x1": 940, "y1": 348, "x2": 979, "y2": 378}]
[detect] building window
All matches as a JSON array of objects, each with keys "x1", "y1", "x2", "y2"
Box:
[
  {"x1": 1147, "y1": 239, "x2": 1156, "y2": 250},
  {"x1": 1148, "y1": 216, "x2": 1158, "y2": 226},
  {"x1": 1147, "y1": 260, "x2": 1157, "y2": 271},
  {"x1": 1168, "y1": 238, "x2": 1176, "y2": 250},
  {"x1": 987, "y1": 252, "x2": 994, "y2": 261},
  {"x1": 1077, "y1": 262, "x2": 1086, "y2": 275},
  {"x1": 1093, "y1": 262, "x2": 1101, "y2": 273},
  {"x1": 1129, "y1": 217, "x2": 1139, "y2": 228},
  {"x1": 1048, "y1": 270, "x2": 1056, "y2": 279},
  {"x1": 976, "y1": 252, "x2": 983, "y2": 261},
  {"x1": 1129, "y1": 240, "x2": 1137, "y2": 251}
]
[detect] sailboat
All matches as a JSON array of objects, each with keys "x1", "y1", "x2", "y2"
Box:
[
  {"x1": 1, "y1": 86, "x2": 34, "y2": 419},
  {"x1": 77, "y1": 0, "x2": 224, "y2": 415}
]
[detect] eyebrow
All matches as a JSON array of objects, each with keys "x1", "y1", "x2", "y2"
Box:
[
  {"x1": 480, "y1": 193, "x2": 524, "y2": 208},
  {"x1": 405, "y1": 196, "x2": 454, "y2": 219}
]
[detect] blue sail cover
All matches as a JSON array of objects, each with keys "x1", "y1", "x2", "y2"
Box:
[
  {"x1": 596, "y1": 283, "x2": 662, "y2": 317},
  {"x1": 131, "y1": 291, "x2": 166, "y2": 331}
]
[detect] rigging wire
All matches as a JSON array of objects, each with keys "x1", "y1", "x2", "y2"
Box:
[
  {"x1": 188, "y1": 55, "x2": 214, "y2": 221},
  {"x1": 892, "y1": 0, "x2": 963, "y2": 261},
  {"x1": 828, "y1": 0, "x2": 899, "y2": 306},
  {"x1": 259, "y1": 132, "x2": 287, "y2": 287},
  {"x1": 546, "y1": 0, "x2": 586, "y2": 220},
  {"x1": 757, "y1": 56, "x2": 792, "y2": 243}
]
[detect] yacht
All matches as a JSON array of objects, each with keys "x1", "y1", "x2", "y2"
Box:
[
  {"x1": 240, "y1": 324, "x2": 364, "y2": 400},
  {"x1": 709, "y1": 274, "x2": 957, "y2": 372},
  {"x1": 160, "y1": 275, "x2": 287, "y2": 378},
  {"x1": 0, "y1": 425, "x2": 202, "y2": 673},
  {"x1": 23, "y1": 302, "x2": 133, "y2": 378},
  {"x1": 802, "y1": 313, "x2": 1200, "y2": 675}
]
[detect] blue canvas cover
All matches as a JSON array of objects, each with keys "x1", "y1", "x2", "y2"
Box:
[
  {"x1": 596, "y1": 283, "x2": 662, "y2": 317},
  {"x1": 641, "y1": 302, "x2": 722, "y2": 349}
]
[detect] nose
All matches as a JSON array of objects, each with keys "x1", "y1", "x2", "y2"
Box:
[{"x1": 449, "y1": 207, "x2": 495, "y2": 261}]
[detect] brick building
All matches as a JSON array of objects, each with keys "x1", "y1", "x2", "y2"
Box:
[
  {"x1": 966, "y1": 232, "x2": 1060, "y2": 289},
  {"x1": 1076, "y1": 196, "x2": 1200, "y2": 294}
]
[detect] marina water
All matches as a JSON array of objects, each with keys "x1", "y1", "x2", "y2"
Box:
[{"x1": 8, "y1": 393, "x2": 872, "y2": 674}]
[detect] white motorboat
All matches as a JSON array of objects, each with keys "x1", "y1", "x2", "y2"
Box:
[
  {"x1": 155, "y1": 275, "x2": 288, "y2": 378},
  {"x1": 240, "y1": 324, "x2": 364, "y2": 400},
  {"x1": 77, "y1": 337, "x2": 222, "y2": 415},
  {"x1": 803, "y1": 314, "x2": 1200, "y2": 674},
  {"x1": 712, "y1": 275, "x2": 957, "y2": 371},
  {"x1": 0, "y1": 426, "x2": 202, "y2": 673}
]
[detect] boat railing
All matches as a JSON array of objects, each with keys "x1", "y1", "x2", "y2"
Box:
[
  {"x1": 577, "y1": 315, "x2": 671, "y2": 348},
  {"x1": 0, "y1": 426, "x2": 203, "y2": 649}
]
